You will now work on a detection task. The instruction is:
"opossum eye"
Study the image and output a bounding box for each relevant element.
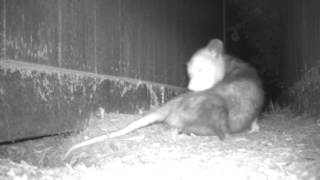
[189,66,205,78]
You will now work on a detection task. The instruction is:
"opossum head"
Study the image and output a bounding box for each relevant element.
[187,39,226,91]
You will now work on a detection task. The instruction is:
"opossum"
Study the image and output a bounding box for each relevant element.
[64,38,264,158]
[187,38,264,133]
[64,91,229,158]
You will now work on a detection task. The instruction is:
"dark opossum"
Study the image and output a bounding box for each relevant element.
[64,39,264,159]
[64,91,229,158]
[211,54,264,133]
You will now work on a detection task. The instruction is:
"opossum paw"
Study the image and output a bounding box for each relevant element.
[249,120,260,133]
[216,133,226,140]
[170,129,190,140]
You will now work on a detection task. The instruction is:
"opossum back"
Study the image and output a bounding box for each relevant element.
[213,68,264,133]
[145,93,186,122]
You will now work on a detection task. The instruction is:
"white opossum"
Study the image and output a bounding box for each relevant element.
[64,39,264,159]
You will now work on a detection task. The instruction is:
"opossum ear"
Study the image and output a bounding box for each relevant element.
[207,39,224,56]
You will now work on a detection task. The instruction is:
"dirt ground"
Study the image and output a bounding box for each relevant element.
[0,109,319,180]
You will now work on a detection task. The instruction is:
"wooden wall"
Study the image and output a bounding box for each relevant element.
[283,0,320,85]
[0,0,223,142]
[1,0,223,87]
[282,0,320,114]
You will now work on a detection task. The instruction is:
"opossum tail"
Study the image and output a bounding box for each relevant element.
[64,110,168,159]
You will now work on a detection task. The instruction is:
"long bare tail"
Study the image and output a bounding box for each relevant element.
[64,113,162,159]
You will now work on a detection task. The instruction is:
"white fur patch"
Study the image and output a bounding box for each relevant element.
[187,49,226,91]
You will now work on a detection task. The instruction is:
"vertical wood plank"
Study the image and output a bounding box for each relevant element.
[0,0,5,59]
[95,0,121,76]
[59,0,95,72]
[4,0,59,66]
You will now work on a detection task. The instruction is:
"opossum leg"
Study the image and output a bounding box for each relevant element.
[170,128,187,140]
[248,118,259,133]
